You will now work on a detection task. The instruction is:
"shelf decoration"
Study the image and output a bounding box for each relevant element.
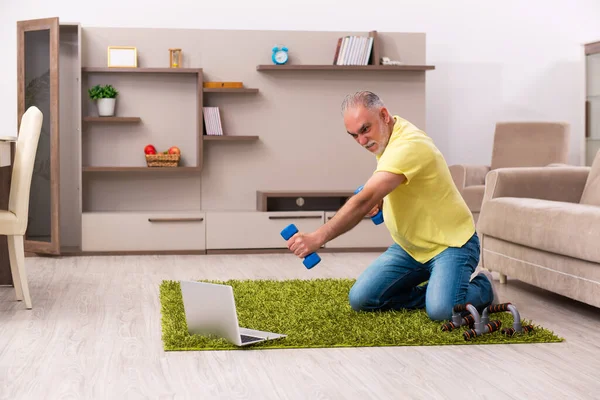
[88,84,119,116]
[332,36,373,66]
[271,45,289,65]
[203,107,223,136]
[146,153,180,167]
[381,57,404,66]
[169,48,182,68]
[144,144,181,167]
[107,46,138,68]
[203,82,243,88]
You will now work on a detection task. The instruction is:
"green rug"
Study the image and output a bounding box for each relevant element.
[159,278,563,351]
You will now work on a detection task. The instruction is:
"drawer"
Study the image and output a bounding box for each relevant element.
[324,211,393,249]
[82,211,206,251]
[206,211,325,249]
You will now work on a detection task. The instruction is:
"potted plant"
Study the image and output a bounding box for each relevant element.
[88,84,119,116]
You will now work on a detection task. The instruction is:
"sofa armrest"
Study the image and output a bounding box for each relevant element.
[482,166,591,205]
[449,164,491,190]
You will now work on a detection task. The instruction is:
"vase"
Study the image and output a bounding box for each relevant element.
[97,98,116,116]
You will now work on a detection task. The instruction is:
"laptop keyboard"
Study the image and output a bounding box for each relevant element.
[240,334,263,343]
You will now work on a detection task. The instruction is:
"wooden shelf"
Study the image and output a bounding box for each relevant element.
[82,67,202,74]
[256,64,435,71]
[203,88,259,93]
[203,135,259,141]
[82,166,201,172]
[83,116,141,122]
[585,40,600,55]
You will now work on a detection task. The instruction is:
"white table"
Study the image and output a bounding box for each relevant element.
[0,137,17,167]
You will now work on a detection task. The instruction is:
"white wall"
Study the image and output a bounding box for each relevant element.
[2,0,600,166]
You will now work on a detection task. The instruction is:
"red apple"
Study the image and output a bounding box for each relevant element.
[144,144,157,155]
[168,146,181,155]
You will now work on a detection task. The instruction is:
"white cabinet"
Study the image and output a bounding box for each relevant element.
[80,209,392,252]
[82,211,206,251]
[205,211,325,249]
[324,211,393,249]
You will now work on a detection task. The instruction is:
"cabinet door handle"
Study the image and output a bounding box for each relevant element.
[148,217,204,222]
[268,215,322,220]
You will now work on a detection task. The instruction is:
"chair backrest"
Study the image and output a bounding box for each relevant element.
[8,106,43,234]
[490,122,570,170]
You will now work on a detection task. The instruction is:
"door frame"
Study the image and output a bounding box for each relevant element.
[16,17,61,255]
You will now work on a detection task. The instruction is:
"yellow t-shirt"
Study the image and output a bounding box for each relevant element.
[375,116,475,263]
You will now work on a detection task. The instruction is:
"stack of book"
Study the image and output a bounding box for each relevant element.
[333,36,374,65]
[203,107,223,136]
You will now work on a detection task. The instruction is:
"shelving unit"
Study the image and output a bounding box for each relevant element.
[203,88,259,93]
[203,135,259,141]
[586,40,600,166]
[11,23,433,258]
[201,81,260,141]
[82,166,201,172]
[83,116,141,122]
[256,65,435,71]
[79,65,208,252]
[81,67,202,74]
[255,30,434,72]
[81,66,204,169]
[79,64,206,253]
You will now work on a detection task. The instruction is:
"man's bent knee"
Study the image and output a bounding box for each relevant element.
[348,286,380,312]
[426,303,453,321]
[348,287,368,311]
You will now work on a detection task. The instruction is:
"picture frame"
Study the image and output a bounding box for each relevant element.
[107,46,138,68]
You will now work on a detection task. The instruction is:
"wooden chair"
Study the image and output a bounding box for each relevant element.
[1,106,43,309]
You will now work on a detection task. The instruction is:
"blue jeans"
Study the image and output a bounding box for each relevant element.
[348,233,493,321]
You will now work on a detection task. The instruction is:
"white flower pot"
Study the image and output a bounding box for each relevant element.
[97,98,116,116]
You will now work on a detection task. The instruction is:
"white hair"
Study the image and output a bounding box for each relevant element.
[340,91,385,114]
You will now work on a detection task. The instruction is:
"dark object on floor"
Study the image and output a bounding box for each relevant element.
[442,302,534,341]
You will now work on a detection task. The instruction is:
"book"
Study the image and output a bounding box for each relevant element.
[203,107,223,136]
[333,36,374,65]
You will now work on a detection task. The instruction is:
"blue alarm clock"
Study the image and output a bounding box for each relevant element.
[272,45,289,65]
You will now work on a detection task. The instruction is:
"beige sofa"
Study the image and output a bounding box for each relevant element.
[477,152,600,309]
[450,122,570,223]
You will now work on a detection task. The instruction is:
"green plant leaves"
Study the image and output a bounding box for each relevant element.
[88,84,119,99]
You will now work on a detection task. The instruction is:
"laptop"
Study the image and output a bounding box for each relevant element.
[180,280,287,347]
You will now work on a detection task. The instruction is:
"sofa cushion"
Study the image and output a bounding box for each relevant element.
[478,197,600,264]
[463,185,485,212]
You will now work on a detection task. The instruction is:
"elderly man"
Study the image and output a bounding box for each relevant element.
[285,91,497,321]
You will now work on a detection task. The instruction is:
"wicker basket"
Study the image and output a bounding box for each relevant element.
[145,153,180,167]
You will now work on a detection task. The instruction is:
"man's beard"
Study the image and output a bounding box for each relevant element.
[365,123,390,156]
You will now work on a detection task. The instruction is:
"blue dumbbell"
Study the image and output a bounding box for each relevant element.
[280,224,321,269]
[355,185,384,225]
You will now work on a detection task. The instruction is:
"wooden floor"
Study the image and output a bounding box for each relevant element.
[1,252,599,399]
